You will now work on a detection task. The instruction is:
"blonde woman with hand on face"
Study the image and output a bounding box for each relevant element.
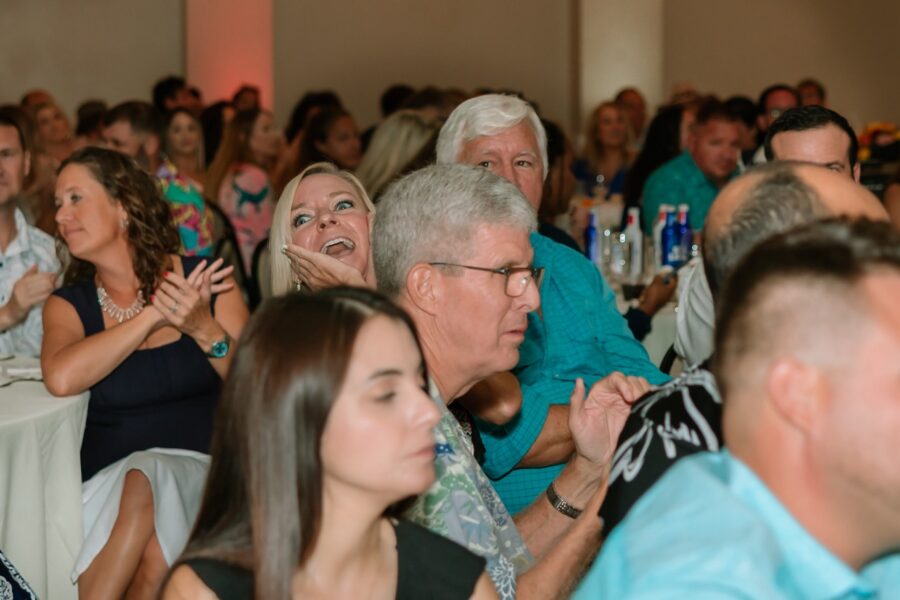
[271,162,376,294]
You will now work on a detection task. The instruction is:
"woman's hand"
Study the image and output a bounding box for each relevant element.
[151,264,223,340]
[281,243,368,291]
[185,258,235,296]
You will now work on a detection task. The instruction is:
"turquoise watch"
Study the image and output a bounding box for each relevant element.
[206,332,232,359]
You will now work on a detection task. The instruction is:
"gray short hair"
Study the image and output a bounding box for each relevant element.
[373,163,537,298]
[703,161,829,298]
[436,94,548,178]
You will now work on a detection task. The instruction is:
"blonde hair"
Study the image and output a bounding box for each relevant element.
[269,162,375,295]
[581,101,632,167]
[355,111,439,199]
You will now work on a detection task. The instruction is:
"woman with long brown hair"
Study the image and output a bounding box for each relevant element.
[41,147,248,599]
[296,106,363,173]
[163,288,496,598]
[206,108,281,272]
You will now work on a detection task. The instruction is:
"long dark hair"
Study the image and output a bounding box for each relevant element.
[205,108,263,202]
[297,107,353,170]
[622,103,687,214]
[58,147,180,299]
[200,101,232,169]
[175,287,426,599]
[284,91,343,144]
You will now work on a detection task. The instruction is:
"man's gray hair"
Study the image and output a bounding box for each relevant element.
[373,164,537,298]
[436,94,548,178]
[703,161,829,298]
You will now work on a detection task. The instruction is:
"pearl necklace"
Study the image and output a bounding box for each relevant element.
[96,284,145,323]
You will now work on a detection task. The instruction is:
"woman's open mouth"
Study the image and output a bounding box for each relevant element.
[319,237,356,259]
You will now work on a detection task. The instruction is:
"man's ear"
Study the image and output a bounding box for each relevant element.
[22,150,31,180]
[765,357,826,434]
[852,162,861,183]
[404,263,439,316]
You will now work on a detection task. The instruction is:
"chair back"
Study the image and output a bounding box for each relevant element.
[250,237,272,308]
[205,200,250,301]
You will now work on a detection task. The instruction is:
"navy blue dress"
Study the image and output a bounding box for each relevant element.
[52,257,221,481]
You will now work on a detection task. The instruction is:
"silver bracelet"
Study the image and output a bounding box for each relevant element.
[546,482,583,519]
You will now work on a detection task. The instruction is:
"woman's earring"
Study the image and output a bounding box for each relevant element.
[120,218,129,231]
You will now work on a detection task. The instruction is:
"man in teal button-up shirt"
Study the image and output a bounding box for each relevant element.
[641,99,741,234]
[438,94,668,515]
[575,219,900,598]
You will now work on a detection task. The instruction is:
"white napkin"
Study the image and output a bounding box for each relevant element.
[4,366,43,379]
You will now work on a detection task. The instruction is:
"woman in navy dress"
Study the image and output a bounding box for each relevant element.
[41,147,248,599]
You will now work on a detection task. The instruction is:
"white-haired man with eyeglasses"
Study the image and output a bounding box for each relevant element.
[435,94,668,516]
[374,164,646,599]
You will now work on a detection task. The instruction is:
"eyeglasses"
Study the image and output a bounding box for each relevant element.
[429,262,544,297]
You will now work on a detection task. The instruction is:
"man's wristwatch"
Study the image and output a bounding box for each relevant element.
[546,482,583,519]
[206,332,232,359]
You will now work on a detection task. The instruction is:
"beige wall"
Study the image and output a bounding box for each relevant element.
[273,0,574,133]
[1,0,183,119]
[186,0,273,110]
[663,0,900,129]
[579,0,664,141]
[5,1,897,140]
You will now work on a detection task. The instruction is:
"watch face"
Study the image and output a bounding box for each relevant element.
[210,340,229,358]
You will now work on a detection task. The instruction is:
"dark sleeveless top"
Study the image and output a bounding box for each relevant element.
[52,256,222,481]
[183,519,486,599]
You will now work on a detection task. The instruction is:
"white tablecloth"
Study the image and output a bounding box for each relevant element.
[614,294,677,368]
[0,357,89,600]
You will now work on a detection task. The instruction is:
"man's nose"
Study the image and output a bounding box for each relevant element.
[492,162,515,186]
[519,276,541,313]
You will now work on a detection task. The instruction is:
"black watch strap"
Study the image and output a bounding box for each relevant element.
[546,482,583,519]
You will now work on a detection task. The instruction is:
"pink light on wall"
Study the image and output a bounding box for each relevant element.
[185,0,273,110]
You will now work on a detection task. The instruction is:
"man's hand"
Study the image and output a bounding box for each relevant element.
[637,272,677,317]
[568,373,650,467]
[7,265,56,323]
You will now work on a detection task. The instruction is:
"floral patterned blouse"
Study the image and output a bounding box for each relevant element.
[405,381,534,600]
[156,160,214,257]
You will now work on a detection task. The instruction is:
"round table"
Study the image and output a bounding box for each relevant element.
[0,357,89,600]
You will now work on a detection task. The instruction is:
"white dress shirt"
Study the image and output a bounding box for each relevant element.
[674,257,715,367]
[0,209,60,356]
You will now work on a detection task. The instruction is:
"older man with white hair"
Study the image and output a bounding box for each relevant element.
[374,164,644,599]
[435,94,668,515]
